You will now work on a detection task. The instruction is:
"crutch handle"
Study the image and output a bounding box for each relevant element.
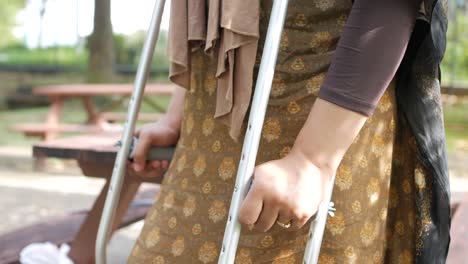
[116,137,176,161]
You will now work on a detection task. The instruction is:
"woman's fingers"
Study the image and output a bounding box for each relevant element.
[161,160,169,169]
[289,206,315,231]
[276,208,295,231]
[150,160,161,169]
[129,120,178,174]
[254,201,280,232]
[239,184,264,227]
[150,160,170,170]
[132,133,152,172]
[290,212,312,231]
[134,128,141,137]
[127,160,165,178]
[142,166,165,178]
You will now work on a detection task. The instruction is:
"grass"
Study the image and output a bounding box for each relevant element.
[444,102,468,152]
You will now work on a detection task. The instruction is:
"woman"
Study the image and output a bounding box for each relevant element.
[127,0,450,263]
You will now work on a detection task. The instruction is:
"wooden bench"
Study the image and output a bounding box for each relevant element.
[11,83,174,141]
[32,83,174,96]
[0,187,159,264]
[10,123,121,139]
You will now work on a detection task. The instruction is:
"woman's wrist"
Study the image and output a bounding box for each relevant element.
[158,85,186,132]
[161,113,182,129]
[289,98,368,175]
[289,142,338,179]
[158,114,182,135]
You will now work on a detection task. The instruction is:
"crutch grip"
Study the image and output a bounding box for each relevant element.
[116,137,176,161]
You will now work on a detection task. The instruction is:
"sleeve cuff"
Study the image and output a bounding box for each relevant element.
[318,86,376,116]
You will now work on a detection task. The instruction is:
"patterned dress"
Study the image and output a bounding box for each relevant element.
[128,0,435,263]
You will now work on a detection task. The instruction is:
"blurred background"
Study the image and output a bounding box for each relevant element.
[0,0,466,263]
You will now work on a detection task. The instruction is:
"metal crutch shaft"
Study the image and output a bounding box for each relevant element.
[303,174,337,263]
[218,0,338,263]
[218,0,290,263]
[95,1,166,263]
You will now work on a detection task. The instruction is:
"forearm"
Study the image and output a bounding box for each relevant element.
[291,98,366,175]
[160,85,186,131]
[290,0,420,174]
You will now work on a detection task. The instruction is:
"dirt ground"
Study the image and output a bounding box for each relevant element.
[0,146,143,263]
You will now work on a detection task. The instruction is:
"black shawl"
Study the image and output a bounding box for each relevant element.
[396,0,450,262]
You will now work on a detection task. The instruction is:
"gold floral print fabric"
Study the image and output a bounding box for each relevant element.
[128,0,427,263]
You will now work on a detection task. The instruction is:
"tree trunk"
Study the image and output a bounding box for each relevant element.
[87,0,115,83]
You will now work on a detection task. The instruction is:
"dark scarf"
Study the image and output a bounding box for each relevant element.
[396,0,450,262]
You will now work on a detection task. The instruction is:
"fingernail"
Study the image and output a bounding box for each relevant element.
[134,164,141,172]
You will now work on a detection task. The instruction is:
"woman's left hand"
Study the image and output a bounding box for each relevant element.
[238,148,332,232]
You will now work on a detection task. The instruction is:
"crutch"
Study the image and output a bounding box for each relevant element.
[217,0,337,263]
[95,0,167,263]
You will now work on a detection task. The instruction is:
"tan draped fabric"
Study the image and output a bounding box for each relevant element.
[168,0,260,141]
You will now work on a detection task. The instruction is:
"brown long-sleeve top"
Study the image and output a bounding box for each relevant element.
[167,0,421,141]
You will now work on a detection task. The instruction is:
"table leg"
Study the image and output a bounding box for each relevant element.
[33,97,65,169]
[100,96,127,113]
[44,97,65,141]
[81,96,106,126]
[68,176,141,264]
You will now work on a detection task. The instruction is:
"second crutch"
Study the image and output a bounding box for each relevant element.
[95,0,167,263]
[217,0,337,263]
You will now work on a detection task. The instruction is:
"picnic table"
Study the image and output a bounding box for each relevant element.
[442,84,468,97]
[0,133,173,264]
[10,83,175,141]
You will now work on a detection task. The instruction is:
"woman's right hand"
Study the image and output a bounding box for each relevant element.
[129,116,181,177]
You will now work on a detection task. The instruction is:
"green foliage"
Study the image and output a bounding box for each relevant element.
[112,30,170,69]
[0,30,170,71]
[441,11,468,84]
[0,0,26,48]
[0,46,88,66]
[444,102,468,151]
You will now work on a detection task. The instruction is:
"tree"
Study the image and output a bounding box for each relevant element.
[87,0,115,83]
[37,0,48,48]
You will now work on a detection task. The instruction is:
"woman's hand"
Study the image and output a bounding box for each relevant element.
[128,116,180,177]
[127,85,185,177]
[238,148,333,232]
